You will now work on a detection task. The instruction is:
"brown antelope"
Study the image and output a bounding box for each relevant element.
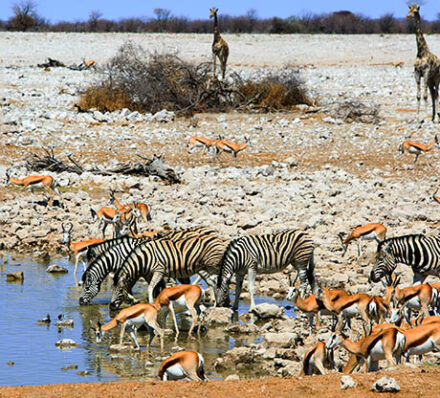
[215,137,249,160]
[153,284,203,337]
[188,136,222,156]
[286,275,339,334]
[391,276,438,320]
[427,188,440,204]
[421,315,440,325]
[92,303,164,350]
[158,350,207,381]
[90,207,123,239]
[128,227,170,239]
[300,341,336,376]
[338,223,387,258]
[6,169,64,207]
[402,323,440,361]
[395,135,439,164]
[317,287,378,337]
[62,222,104,277]
[109,190,150,228]
[132,201,152,225]
[327,328,406,373]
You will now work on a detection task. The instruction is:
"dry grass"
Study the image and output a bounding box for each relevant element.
[77,86,132,113]
[77,42,312,115]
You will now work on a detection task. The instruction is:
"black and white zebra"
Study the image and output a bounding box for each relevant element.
[110,231,225,310]
[370,234,440,285]
[215,230,315,311]
[80,226,215,305]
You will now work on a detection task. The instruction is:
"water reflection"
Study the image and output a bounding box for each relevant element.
[0,253,295,386]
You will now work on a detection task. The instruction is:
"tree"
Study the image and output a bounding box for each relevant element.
[153,8,171,21]
[8,1,40,31]
[88,10,103,32]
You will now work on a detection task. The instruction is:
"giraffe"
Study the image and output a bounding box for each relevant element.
[407,4,440,122]
[209,7,229,81]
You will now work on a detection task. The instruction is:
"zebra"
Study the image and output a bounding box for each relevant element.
[215,230,315,311]
[369,234,440,285]
[80,227,217,305]
[110,231,225,310]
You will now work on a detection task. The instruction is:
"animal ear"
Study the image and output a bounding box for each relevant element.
[97,321,102,328]
[90,327,96,331]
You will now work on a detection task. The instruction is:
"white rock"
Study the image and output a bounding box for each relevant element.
[372,377,400,393]
[341,375,357,390]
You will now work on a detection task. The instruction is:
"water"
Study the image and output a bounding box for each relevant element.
[0,253,295,386]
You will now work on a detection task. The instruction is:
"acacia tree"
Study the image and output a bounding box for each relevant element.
[8,1,40,31]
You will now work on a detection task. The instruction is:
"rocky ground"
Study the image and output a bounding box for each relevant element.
[2,32,440,394]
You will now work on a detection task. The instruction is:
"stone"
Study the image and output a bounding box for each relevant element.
[341,375,357,390]
[46,265,68,273]
[55,339,78,348]
[225,323,259,334]
[203,307,234,326]
[6,272,24,282]
[263,332,298,348]
[372,377,400,393]
[225,374,240,381]
[250,303,284,320]
[153,109,175,123]
[56,319,74,328]
[109,344,135,352]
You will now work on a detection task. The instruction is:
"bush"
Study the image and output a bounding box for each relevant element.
[78,42,312,115]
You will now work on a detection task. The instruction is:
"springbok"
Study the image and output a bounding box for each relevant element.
[402,323,440,362]
[153,284,204,337]
[317,287,378,337]
[62,222,104,277]
[338,223,387,258]
[6,169,64,207]
[215,136,249,160]
[395,135,439,164]
[92,303,164,350]
[300,341,336,376]
[327,328,405,373]
[390,276,438,320]
[158,350,207,381]
[188,136,222,156]
[286,275,338,334]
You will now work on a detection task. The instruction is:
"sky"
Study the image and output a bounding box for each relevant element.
[1,0,439,22]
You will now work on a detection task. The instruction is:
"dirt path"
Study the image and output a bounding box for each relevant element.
[0,368,438,398]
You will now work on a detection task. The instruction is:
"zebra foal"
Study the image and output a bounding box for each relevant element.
[215,230,316,311]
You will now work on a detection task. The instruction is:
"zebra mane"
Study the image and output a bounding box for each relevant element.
[216,237,241,288]
[376,233,426,252]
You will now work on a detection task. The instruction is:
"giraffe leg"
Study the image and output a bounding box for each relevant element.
[415,72,422,120]
[212,53,217,80]
[429,85,437,122]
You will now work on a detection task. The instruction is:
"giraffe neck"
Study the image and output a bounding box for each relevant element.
[414,12,429,58]
[213,13,221,42]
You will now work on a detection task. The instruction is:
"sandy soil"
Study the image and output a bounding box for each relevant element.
[1,368,439,397]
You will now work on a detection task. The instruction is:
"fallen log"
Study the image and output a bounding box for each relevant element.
[25,149,181,184]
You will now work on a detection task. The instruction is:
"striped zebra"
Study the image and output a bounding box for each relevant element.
[79,226,215,305]
[215,230,315,311]
[370,234,440,285]
[110,232,225,310]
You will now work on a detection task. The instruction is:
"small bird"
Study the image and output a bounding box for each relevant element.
[38,314,51,324]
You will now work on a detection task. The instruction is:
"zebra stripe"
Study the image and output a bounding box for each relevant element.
[86,235,138,263]
[215,230,315,310]
[110,231,225,309]
[370,234,440,284]
[80,226,216,305]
